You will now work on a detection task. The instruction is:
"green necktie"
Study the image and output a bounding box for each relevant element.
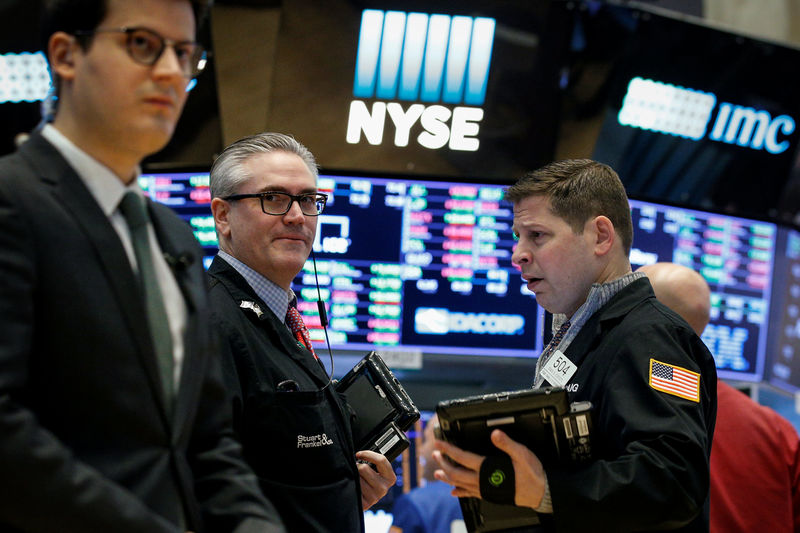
[119,192,175,406]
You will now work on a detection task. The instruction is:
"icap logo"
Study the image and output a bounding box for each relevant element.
[414,307,524,335]
[353,10,495,105]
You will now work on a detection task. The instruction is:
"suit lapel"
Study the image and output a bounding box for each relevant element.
[564,279,649,367]
[149,203,200,313]
[20,135,172,424]
[210,258,330,387]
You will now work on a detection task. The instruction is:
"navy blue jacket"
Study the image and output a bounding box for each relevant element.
[208,256,364,533]
[0,133,282,533]
[545,277,717,532]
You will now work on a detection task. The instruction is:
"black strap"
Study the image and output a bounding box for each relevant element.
[479,454,516,505]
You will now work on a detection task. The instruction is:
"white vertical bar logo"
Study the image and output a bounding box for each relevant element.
[353,10,495,106]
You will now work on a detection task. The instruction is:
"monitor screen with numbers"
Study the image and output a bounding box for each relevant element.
[628,198,775,382]
[140,169,777,390]
[138,169,546,365]
[765,226,800,391]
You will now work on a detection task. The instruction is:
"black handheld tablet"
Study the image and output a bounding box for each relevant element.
[436,387,593,533]
[335,351,420,461]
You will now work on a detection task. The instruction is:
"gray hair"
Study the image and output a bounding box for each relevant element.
[210,132,319,199]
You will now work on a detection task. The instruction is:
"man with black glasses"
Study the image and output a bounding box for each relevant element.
[208,132,396,533]
[0,1,283,532]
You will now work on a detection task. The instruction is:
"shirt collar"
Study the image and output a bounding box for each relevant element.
[535,271,645,388]
[217,250,291,321]
[552,271,647,332]
[41,124,142,215]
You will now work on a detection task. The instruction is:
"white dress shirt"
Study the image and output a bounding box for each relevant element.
[41,124,187,390]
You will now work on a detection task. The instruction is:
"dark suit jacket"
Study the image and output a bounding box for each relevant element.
[207,256,364,533]
[546,278,717,532]
[0,133,284,533]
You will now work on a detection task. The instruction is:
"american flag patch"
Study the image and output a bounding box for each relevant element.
[649,359,700,402]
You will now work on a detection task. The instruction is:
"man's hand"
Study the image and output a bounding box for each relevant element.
[356,450,397,510]
[433,429,547,509]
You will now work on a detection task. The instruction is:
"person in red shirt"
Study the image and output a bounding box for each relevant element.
[639,262,800,533]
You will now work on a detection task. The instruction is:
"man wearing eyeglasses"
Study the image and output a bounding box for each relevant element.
[0,1,284,532]
[208,132,397,533]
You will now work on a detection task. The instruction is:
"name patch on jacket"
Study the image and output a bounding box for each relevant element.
[649,359,700,402]
[297,433,334,448]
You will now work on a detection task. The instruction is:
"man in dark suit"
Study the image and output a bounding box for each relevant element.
[0,1,284,532]
[432,160,716,531]
[206,132,396,532]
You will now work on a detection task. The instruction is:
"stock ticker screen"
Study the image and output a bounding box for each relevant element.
[767,228,800,391]
[140,171,777,378]
[629,199,774,381]
[139,171,544,360]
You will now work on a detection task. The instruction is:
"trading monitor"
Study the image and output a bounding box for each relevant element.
[765,226,800,392]
[628,198,775,382]
[141,169,777,387]
[139,169,546,404]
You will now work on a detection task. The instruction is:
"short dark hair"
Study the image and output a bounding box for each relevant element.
[41,0,211,58]
[505,159,634,254]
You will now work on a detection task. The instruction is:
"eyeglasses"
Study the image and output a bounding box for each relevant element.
[223,191,328,216]
[75,27,207,79]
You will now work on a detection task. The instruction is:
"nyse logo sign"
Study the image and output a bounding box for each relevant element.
[347,10,495,152]
[618,77,796,154]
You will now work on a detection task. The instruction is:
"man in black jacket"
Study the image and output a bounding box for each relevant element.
[433,159,717,532]
[208,132,396,533]
[0,1,283,532]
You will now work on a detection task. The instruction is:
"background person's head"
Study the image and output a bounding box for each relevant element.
[419,414,440,483]
[636,262,711,336]
[209,132,318,201]
[507,159,633,316]
[210,132,321,290]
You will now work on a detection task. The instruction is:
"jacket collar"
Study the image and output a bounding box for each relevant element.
[563,277,656,367]
[208,256,330,387]
[18,132,181,425]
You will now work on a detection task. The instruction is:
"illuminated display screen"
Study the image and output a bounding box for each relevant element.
[0,51,49,104]
[571,3,800,221]
[301,174,543,357]
[141,171,777,380]
[630,199,775,381]
[766,227,800,391]
[265,2,568,181]
[140,171,544,359]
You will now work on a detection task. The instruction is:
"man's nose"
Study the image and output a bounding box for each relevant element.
[283,199,306,222]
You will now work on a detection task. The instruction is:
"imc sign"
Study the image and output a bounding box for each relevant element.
[347,10,496,152]
[618,77,797,154]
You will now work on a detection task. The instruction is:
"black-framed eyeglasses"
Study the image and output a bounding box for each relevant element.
[74,26,207,79]
[223,191,328,216]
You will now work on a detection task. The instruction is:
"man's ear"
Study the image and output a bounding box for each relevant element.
[592,215,615,256]
[48,32,78,82]
[210,197,231,239]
